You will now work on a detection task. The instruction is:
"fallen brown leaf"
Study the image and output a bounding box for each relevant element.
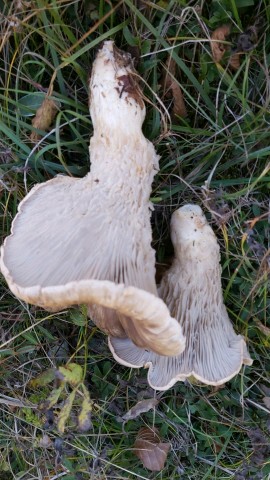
[134,426,170,471]
[162,57,187,118]
[30,97,58,143]
[211,25,231,63]
[229,52,241,70]
[122,398,159,422]
[171,81,187,118]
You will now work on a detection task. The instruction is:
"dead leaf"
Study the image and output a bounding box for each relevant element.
[15,0,33,10]
[235,26,258,53]
[134,426,170,471]
[170,81,187,118]
[0,394,26,408]
[255,319,270,337]
[211,25,231,63]
[29,368,55,388]
[122,398,159,422]
[30,97,58,142]
[57,363,83,387]
[162,57,187,118]
[39,385,64,411]
[57,389,76,434]
[212,23,259,71]
[229,52,241,70]
[39,434,52,449]
[78,385,93,432]
[262,397,270,410]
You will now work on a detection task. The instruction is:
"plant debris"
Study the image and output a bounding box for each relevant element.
[134,426,170,471]
[162,57,187,118]
[228,51,241,70]
[78,384,93,432]
[233,26,258,53]
[210,25,231,64]
[39,433,53,449]
[229,24,259,70]
[31,363,93,434]
[30,97,58,143]
[122,398,159,422]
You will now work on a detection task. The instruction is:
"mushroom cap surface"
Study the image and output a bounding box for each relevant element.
[0,41,185,357]
[109,204,252,389]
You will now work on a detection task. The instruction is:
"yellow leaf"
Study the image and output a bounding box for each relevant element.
[78,386,92,432]
[29,368,55,388]
[57,389,76,434]
[39,385,64,410]
[58,363,83,387]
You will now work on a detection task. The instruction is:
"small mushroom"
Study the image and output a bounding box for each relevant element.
[109,204,252,389]
[0,41,185,357]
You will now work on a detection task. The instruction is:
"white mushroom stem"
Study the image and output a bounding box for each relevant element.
[0,41,185,357]
[109,204,252,390]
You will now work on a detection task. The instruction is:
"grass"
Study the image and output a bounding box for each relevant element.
[0,0,269,478]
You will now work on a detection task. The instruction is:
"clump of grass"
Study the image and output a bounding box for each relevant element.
[0,0,269,478]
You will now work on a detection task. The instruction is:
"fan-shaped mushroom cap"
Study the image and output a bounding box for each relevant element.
[0,41,185,357]
[109,204,252,389]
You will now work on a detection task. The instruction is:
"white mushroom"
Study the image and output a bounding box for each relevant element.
[109,204,252,389]
[0,41,185,357]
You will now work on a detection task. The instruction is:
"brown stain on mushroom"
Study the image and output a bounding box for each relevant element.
[116,74,144,109]
[112,44,132,69]
[194,216,205,229]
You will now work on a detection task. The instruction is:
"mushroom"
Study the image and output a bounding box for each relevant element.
[0,41,185,357]
[109,204,252,389]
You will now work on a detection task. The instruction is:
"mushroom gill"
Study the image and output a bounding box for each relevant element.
[109,204,252,390]
[0,41,185,357]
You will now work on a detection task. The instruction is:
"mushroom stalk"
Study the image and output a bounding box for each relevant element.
[109,204,252,390]
[0,41,185,357]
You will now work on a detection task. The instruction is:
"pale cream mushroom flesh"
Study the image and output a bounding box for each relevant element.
[0,41,185,357]
[109,204,252,389]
